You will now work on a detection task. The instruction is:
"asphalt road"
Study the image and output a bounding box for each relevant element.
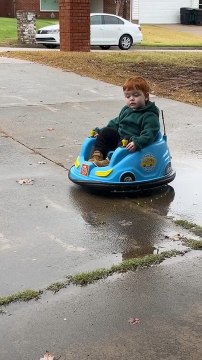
[0,55,202,360]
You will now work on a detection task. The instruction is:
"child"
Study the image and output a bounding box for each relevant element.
[88,76,160,167]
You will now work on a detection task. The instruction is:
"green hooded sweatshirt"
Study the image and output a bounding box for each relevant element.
[95,101,160,150]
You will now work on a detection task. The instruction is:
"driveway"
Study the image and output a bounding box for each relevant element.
[0,55,202,360]
[158,24,202,36]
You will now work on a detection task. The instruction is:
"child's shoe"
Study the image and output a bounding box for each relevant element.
[88,150,103,163]
[93,158,109,167]
[89,151,109,167]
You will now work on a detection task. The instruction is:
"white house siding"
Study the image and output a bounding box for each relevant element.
[191,0,199,7]
[132,1,139,21]
[132,0,199,24]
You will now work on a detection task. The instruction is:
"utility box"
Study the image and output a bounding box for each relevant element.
[16,11,37,45]
[180,7,195,25]
[193,9,202,25]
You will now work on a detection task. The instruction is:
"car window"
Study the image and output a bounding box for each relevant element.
[90,15,102,25]
[103,15,124,25]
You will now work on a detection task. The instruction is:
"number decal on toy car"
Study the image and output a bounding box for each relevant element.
[80,164,89,176]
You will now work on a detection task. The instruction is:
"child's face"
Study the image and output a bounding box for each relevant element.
[124,88,149,109]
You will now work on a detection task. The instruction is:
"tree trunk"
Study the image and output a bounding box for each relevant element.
[115,0,124,16]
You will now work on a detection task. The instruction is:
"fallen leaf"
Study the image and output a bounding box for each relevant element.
[17,178,34,185]
[173,233,184,241]
[40,351,55,360]
[118,220,132,226]
[128,317,140,325]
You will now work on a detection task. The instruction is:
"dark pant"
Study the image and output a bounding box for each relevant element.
[94,127,121,158]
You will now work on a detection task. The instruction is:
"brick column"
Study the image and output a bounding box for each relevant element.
[59,0,90,52]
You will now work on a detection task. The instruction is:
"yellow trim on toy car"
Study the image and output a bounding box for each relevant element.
[74,157,80,168]
[95,169,113,177]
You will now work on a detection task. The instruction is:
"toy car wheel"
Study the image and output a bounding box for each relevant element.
[120,172,135,182]
[164,162,172,175]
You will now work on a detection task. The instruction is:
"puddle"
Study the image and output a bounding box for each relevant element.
[168,159,202,224]
[69,184,185,262]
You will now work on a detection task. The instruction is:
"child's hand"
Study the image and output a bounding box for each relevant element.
[126,141,136,152]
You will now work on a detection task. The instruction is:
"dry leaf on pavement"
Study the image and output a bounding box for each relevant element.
[40,351,55,360]
[16,178,34,185]
[128,317,140,325]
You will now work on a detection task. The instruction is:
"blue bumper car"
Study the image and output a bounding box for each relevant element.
[68,131,176,192]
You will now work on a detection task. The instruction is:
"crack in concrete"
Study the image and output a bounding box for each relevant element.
[0,129,68,170]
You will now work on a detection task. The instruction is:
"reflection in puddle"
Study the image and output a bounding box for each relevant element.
[168,160,202,224]
[122,245,157,260]
[69,185,177,260]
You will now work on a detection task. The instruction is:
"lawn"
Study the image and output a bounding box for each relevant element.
[0,17,202,47]
[1,50,201,106]
[0,17,57,44]
[0,17,201,107]
[141,24,202,47]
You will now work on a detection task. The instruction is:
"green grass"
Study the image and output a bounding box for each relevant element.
[1,245,201,307]
[174,220,202,237]
[46,281,68,293]
[0,17,201,47]
[0,17,18,42]
[0,289,41,306]
[183,239,202,250]
[66,250,182,286]
[0,17,57,43]
[0,250,184,306]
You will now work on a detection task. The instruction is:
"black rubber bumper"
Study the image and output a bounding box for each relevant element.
[68,170,176,192]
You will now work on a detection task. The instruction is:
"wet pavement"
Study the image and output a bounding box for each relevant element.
[1,251,202,360]
[0,55,202,359]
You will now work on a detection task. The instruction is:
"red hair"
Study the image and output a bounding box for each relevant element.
[123,76,150,97]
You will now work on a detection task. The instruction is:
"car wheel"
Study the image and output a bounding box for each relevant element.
[118,35,133,50]
[44,44,57,49]
[99,45,111,50]
[120,172,135,182]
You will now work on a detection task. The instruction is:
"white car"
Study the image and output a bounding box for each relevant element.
[36,13,143,50]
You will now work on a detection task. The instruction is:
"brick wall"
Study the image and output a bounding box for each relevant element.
[0,0,13,17]
[0,0,130,20]
[60,0,90,52]
[15,0,39,13]
[0,0,59,18]
[16,0,59,18]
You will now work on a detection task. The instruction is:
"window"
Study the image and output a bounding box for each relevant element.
[40,0,59,12]
[90,15,102,25]
[103,15,124,25]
